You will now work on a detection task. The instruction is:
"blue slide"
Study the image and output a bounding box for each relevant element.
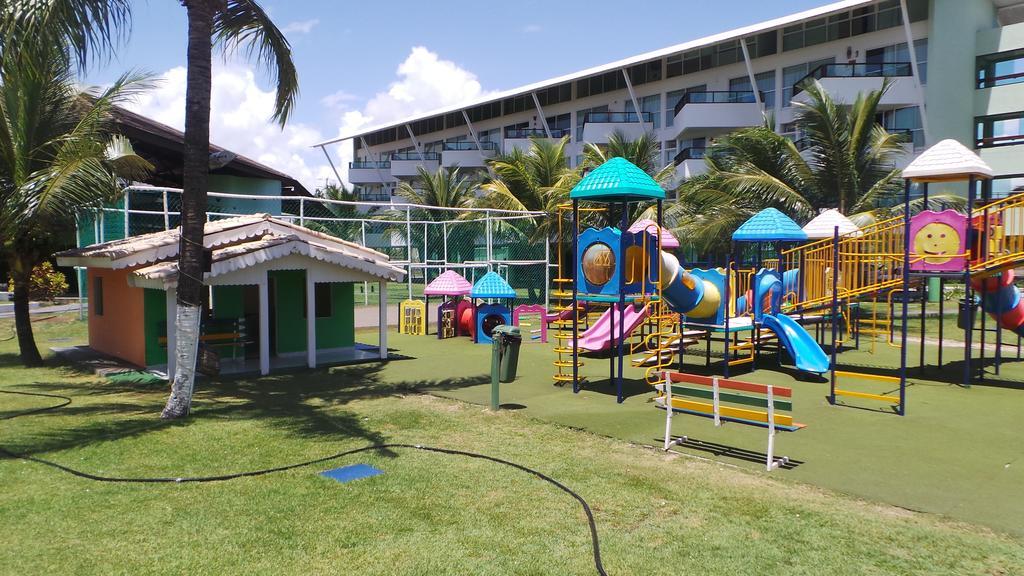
[761,313,830,374]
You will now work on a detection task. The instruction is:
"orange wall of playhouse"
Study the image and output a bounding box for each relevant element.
[88,268,147,367]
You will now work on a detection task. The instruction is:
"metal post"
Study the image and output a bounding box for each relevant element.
[919,285,926,373]
[829,225,839,405]
[572,200,580,393]
[123,193,129,238]
[616,202,628,403]
[162,189,170,230]
[361,221,369,305]
[544,237,551,310]
[406,207,413,300]
[724,249,732,378]
[299,197,305,228]
[938,277,944,366]
[964,175,976,388]
[898,179,911,415]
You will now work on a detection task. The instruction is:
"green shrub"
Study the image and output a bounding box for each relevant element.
[8,262,69,302]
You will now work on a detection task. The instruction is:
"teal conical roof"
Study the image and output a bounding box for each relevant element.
[470,271,516,299]
[732,208,807,242]
[570,157,665,202]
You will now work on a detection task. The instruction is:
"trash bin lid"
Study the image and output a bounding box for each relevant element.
[492,325,521,336]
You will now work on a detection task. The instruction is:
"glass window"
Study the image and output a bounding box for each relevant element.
[576,105,608,140]
[985,175,1024,199]
[625,94,662,129]
[978,48,1024,89]
[666,54,683,78]
[545,113,571,136]
[977,112,1024,148]
[878,106,924,151]
[665,85,706,126]
[782,57,834,106]
[729,71,775,109]
[866,38,928,84]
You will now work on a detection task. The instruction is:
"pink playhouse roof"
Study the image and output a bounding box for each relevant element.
[628,219,679,249]
[423,270,472,296]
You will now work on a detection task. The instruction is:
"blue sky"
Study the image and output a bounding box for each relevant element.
[82,0,826,190]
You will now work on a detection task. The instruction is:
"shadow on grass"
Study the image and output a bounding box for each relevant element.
[4,358,492,460]
[666,435,804,470]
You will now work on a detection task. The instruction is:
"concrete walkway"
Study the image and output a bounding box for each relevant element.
[354,303,441,328]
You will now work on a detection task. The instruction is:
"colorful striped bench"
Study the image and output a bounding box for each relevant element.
[654,371,805,471]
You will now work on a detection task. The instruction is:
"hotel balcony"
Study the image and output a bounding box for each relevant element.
[790,62,917,108]
[672,147,708,181]
[440,141,498,169]
[794,129,916,166]
[581,112,654,144]
[672,91,763,140]
[390,152,441,179]
[503,127,571,154]
[348,160,395,184]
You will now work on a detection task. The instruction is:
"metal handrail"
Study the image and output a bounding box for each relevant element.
[442,141,499,151]
[504,127,570,138]
[390,152,441,161]
[582,111,652,124]
[349,160,391,169]
[673,91,761,116]
[672,147,706,164]
[792,62,912,97]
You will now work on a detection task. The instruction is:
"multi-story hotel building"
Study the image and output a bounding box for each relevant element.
[317,0,1024,200]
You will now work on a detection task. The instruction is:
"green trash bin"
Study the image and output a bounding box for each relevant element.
[493,325,522,383]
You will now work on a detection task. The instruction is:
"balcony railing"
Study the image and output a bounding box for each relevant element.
[441,141,499,152]
[792,62,912,96]
[673,147,706,164]
[390,152,441,161]
[349,160,391,169]
[583,111,652,124]
[504,127,571,139]
[673,91,761,116]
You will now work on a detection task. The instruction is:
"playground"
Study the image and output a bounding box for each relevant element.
[2,316,1023,575]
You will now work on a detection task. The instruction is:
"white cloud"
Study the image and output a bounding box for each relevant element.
[326,46,498,184]
[126,46,493,192]
[281,19,319,35]
[126,64,333,193]
[523,24,542,33]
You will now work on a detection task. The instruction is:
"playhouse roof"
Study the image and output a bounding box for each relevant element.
[423,270,472,296]
[901,139,994,182]
[570,157,666,202]
[732,208,808,242]
[55,214,405,286]
[627,218,679,248]
[802,209,860,239]
[470,271,516,299]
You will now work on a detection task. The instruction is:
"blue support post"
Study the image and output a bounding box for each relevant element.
[898,178,911,415]
[616,202,628,403]
[964,175,976,388]
[572,199,580,394]
[829,225,839,405]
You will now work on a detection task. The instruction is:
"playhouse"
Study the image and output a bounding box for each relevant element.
[423,270,473,339]
[56,214,404,375]
[470,271,516,344]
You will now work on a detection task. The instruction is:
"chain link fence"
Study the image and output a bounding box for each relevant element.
[77,186,550,307]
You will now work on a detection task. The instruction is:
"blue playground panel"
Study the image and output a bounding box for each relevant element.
[320,464,384,484]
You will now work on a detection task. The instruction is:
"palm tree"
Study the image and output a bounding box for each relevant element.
[670,80,961,257]
[578,130,676,226]
[6,0,298,418]
[0,42,152,366]
[480,136,571,242]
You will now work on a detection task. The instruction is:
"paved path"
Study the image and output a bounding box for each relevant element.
[0,302,82,319]
[354,302,441,328]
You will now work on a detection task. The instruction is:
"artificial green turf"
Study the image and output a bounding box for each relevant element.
[1,314,1023,575]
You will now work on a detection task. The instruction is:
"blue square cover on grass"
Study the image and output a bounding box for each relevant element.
[320,464,384,484]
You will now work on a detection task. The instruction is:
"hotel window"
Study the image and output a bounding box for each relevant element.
[627,60,663,86]
[783,0,927,52]
[502,93,531,115]
[746,30,778,59]
[93,277,104,316]
[625,94,661,129]
[534,83,572,106]
[545,113,571,136]
[576,105,608,141]
[729,71,775,109]
[878,106,924,151]
[977,48,1024,89]
[867,38,928,84]
[983,174,1024,200]
[466,101,501,123]
[444,112,465,129]
[478,128,499,144]
[665,85,706,127]
[782,57,835,106]
[576,70,627,98]
[409,116,443,136]
[976,112,1024,148]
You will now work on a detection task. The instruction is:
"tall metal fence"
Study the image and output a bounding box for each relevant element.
[74,186,550,307]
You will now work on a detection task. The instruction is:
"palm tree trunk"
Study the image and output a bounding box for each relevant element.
[9,257,43,367]
[162,0,217,419]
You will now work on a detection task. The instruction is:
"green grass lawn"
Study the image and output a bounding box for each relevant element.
[2,315,1024,574]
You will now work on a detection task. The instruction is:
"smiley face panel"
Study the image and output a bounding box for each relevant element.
[913,222,960,265]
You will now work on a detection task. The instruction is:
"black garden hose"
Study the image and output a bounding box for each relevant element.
[0,389,608,575]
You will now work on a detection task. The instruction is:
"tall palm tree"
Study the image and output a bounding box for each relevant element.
[0,42,152,366]
[480,136,570,242]
[670,80,961,257]
[6,0,298,418]
[579,130,676,226]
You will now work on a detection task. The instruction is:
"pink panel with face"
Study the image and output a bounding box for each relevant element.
[909,210,967,272]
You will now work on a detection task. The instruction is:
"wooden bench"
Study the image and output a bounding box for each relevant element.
[654,371,805,471]
[158,318,253,361]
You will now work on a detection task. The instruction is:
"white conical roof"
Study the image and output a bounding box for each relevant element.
[902,139,993,181]
[802,209,860,239]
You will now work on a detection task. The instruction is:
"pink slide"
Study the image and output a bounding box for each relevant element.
[578,303,650,352]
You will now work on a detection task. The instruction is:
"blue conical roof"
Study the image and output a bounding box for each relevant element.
[570,157,665,202]
[471,271,516,299]
[732,208,807,242]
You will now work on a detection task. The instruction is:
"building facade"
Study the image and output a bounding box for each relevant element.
[320,0,1024,201]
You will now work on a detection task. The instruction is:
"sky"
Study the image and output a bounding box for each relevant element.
[81,0,827,192]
